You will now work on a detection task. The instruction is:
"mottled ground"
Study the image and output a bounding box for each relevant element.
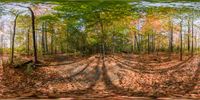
[1,54,200,99]
[0,59,3,97]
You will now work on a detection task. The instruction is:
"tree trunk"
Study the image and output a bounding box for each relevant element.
[168,18,173,59]
[51,28,54,54]
[180,19,183,61]
[0,35,3,54]
[170,21,173,53]
[100,23,105,59]
[42,22,45,55]
[11,14,19,64]
[191,15,194,56]
[148,33,150,54]
[135,34,140,53]
[27,28,30,56]
[45,23,48,54]
[28,7,38,64]
[187,19,190,53]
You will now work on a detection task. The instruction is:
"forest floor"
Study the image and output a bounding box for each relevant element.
[0,55,3,97]
[1,53,200,99]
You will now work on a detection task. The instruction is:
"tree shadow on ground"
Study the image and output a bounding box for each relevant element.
[107,56,200,98]
[3,55,200,99]
[40,58,99,84]
[41,57,86,67]
[111,56,193,74]
[101,60,156,97]
[38,59,102,98]
[182,61,200,95]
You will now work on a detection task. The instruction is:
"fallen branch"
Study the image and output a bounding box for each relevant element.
[14,60,33,68]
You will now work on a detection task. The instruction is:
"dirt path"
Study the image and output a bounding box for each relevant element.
[2,55,200,99]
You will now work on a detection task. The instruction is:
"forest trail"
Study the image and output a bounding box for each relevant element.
[2,55,200,99]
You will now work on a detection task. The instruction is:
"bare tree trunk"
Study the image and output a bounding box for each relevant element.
[187,18,190,53]
[98,12,105,59]
[0,35,3,55]
[45,23,48,54]
[112,34,115,54]
[152,34,155,53]
[51,28,54,54]
[136,34,140,53]
[27,28,30,56]
[100,22,105,59]
[28,7,38,64]
[191,15,194,56]
[180,19,183,61]
[171,22,173,52]
[41,22,45,55]
[168,18,173,59]
[11,14,19,64]
[148,33,150,54]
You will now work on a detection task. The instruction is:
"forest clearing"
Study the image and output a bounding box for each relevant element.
[0,0,200,99]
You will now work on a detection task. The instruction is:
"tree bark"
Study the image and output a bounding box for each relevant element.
[191,15,194,56]
[28,7,38,64]
[45,23,48,54]
[169,18,173,56]
[42,22,45,55]
[51,28,54,54]
[168,18,173,59]
[187,18,190,53]
[180,19,183,61]
[148,33,150,54]
[27,28,30,56]
[11,14,19,64]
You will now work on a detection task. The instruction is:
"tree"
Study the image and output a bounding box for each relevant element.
[17,5,38,64]
[180,18,183,61]
[191,10,194,56]
[187,17,190,53]
[10,10,21,64]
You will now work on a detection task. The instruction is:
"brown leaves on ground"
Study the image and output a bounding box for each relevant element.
[0,59,3,98]
[1,54,200,99]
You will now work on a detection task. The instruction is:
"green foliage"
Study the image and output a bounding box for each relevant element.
[1,0,199,56]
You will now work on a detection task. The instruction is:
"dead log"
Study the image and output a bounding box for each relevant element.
[14,60,33,68]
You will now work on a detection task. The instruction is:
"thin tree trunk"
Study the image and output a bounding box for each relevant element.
[0,35,3,54]
[135,34,140,53]
[180,19,183,61]
[28,7,38,64]
[191,15,194,56]
[99,12,105,59]
[168,18,173,59]
[187,18,190,53]
[170,21,173,53]
[45,23,48,54]
[11,14,19,64]
[27,28,30,56]
[152,34,155,53]
[148,33,150,54]
[100,22,105,59]
[51,28,54,54]
[42,22,45,55]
